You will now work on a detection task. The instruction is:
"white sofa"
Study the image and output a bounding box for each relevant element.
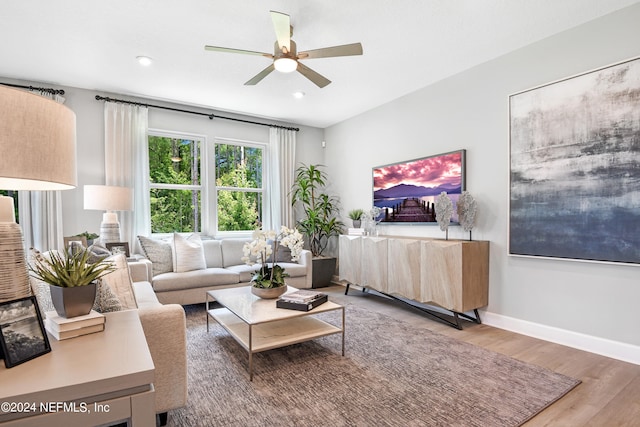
[135,237,313,305]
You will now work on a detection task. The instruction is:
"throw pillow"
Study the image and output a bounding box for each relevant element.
[93,280,123,313]
[86,244,112,264]
[172,232,207,273]
[99,253,138,310]
[137,235,173,276]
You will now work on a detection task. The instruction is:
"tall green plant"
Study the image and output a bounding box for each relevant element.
[290,164,344,257]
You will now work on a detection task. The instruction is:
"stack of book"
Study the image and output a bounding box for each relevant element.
[45,310,106,340]
[276,290,328,311]
[348,228,365,236]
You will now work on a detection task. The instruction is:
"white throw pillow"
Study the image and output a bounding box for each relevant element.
[172,233,206,273]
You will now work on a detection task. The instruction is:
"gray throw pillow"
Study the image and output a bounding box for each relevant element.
[137,235,173,276]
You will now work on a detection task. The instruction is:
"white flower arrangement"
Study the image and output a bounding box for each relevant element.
[241,226,304,288]
[456,191,477,233]
[434,192,453,232]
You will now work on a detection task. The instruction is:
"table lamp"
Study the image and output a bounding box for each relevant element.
[83,185,133,244]
[0,84,77,303]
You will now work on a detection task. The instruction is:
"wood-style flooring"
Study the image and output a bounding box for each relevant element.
[322,284,640,427]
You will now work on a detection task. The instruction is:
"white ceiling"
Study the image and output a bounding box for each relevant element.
[1,1,638,128]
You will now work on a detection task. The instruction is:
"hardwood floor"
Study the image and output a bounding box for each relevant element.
[321,284,640,427]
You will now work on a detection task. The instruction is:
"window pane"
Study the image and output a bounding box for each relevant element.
[217,190,261,231]
[215,144,262,188]
[0,190,18,222]
[149,136,200,185]
[150,188,201,233]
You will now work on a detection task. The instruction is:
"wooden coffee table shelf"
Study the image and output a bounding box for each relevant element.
[206,286,345,380]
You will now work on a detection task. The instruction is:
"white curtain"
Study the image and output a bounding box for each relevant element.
[264,128,296,230]
[104,102,150,248]
[18,91,66,251]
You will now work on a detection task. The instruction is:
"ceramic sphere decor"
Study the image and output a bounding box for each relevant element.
[251,285,287,299]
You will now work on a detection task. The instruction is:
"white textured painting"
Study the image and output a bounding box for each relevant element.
[509,57,640,264]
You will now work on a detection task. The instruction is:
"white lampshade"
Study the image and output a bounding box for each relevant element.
[0,85,77,190]
[84,185,134,211]
[84,185,133,244]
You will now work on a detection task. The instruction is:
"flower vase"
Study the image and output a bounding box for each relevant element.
[251,285,287,299]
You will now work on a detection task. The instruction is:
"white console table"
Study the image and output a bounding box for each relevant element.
[0,310,155,427]
[339,235,489,329]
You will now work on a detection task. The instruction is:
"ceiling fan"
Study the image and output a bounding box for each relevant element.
[204,10,363,88]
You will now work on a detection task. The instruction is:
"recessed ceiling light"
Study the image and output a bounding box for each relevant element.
[293,91,305,99]
[136,56,153,66]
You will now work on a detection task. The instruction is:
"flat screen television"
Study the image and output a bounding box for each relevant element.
[372,149,466,224]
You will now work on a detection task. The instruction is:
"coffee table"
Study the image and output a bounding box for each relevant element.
[206,286,345,381]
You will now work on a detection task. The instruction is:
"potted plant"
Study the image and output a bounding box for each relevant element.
[78,231,99,246]
[348,209,364,228]
[290,164,345,288]
[29,249,115,318]
[241,226,304,298]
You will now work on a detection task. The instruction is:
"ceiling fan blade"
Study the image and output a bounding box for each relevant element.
[297,62,331,88]
[205,45,273,58]
[298,42,363,60]
[245,64,275,85]
[270,10,291,51]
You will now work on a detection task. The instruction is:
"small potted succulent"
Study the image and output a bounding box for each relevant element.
[348,209,364,228]
[29,249,115,318]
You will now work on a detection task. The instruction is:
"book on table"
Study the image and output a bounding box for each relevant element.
[45,310,106,332]
[277,292,328,311]
[279,290,325,303]
[45,321,105,340]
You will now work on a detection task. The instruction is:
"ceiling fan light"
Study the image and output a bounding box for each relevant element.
[274,57,297,73]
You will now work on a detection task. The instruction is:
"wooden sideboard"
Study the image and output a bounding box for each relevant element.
[339,235,489,328]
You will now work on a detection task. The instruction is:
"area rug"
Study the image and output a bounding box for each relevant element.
[169,304,580,427]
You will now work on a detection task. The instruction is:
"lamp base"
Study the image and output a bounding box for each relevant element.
[99,222,121,245]
[0,223,31,303]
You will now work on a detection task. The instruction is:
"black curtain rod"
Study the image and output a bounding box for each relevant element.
[1,82,65,95]
[95,95,300,132]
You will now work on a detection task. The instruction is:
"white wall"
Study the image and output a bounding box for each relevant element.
[324,4,640,359]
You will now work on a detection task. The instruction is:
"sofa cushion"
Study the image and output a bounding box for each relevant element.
[138,235,173,276]
[273,262,308,278]
[172,233,206,273]
[152,268,240,292]
[202,240,223,268]
[221,238,250,267]
[225,263,261,283]
[100,253,138,310]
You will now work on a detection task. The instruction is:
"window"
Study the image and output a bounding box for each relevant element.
[147,132,265,235]
[214,140,263,232]
[148,134,202,233]
[0,190,18,222]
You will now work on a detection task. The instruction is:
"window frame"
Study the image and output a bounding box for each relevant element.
[147,129,206,235]
[146,130,267,237]
[211,137,266,238]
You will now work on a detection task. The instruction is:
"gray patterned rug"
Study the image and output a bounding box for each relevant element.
[169,304,579,426]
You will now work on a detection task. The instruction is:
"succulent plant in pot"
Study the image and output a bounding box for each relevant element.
[348,209,364,228]
[29,249,115,318]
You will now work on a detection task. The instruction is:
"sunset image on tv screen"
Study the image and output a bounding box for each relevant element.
[372,150,465,223]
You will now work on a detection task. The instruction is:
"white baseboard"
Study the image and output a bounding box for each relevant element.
[481,311,640,366]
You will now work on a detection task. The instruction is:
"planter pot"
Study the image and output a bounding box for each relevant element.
[312,257,337,288]
[352,220,361,228]
[251,285,287,299]
[49,282,97,318]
